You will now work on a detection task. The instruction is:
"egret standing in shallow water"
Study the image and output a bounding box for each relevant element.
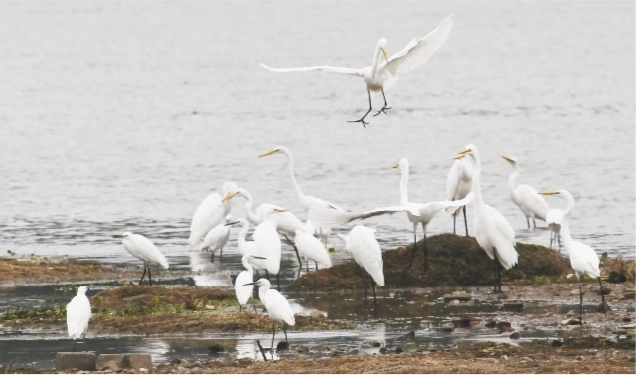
[117,232,169,286]
[260,15,454,127]
[539,190,607,324]
[337,225,384,305]
[235,253,266,313]
[455,146,518,293]
[294,229,332,272]
[446,145,474,236]
[200,214,233,262]
[66,286,91,352]
[188,182,239,248]
[502,156,549,229]
[244,279,295,355]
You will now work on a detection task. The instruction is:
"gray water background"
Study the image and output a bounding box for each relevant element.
[0,1,634,270]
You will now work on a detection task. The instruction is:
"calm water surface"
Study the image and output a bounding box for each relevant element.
[0,3,633,274]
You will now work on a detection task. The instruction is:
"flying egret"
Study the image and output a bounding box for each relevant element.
[235,187,309,266]
[502,156,549,229]
[337,225,384,305]
[66,286,91,352]
[294,229,332,271]
[455,145,517,293]
[260,14,454,127]
[244,278,295,355]
[259,146,343,244]
[188,182,239,248]
[235,253,267,313]
[200,214,233,262]
[308,158,474,272]
[446,145,474,236]
[116,232,169,286]
[546,208,563,250]
[539,190,607,324]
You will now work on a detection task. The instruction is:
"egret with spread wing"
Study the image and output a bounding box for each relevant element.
[455,146,517,293]
[260,15,454,127]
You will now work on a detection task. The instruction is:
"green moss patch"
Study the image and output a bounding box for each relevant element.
[290,233,572,291]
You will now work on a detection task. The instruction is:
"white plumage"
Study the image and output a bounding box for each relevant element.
[67,286,91,344]
[120,232,169,286]
[188,182,238,248]
[338,225,384,287]
[294,229,332,268]
[227,219,267,271]
[455,145,517,293]
[502,156,549,229]
[235,253,257,311]
[249,278,295,351]
[260,15,454,126]
[253,218,282,277]
[446,145,474,235]
[200,214,233,261]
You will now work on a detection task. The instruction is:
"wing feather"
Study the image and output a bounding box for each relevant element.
[260,63,363,77]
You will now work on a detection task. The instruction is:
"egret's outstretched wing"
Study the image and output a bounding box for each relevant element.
[308,205,420,228]
[260,63,363,77]
[379,14,454,76]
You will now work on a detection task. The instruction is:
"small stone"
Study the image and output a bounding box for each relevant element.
[497,321,512,329]
[509,332,520,339]
[139,368,148,374]
[502,354,508,360]
[296,345,309,354]
[623,317,632,322]
[561,318,581,326]
[451,317,472,327]
[485,320,497,328]
[170,359,181,366]
[347,348,360,356]
[395,347,404,354]
[443,292,471,303]
[551,340,563,347]
[570,289,581,296]
[237,358,253,365]
[449,299,460,305]
[595,286,611,295]
[496,294,508,300]
[396,330,416,341]
[371,341,382,347]
[56,352,97,372]
[623,289,635,299]
[379,347,387,354]
[310,310,326,319]
[596,303,612,313]
[276,341,290,351]
[566,310,577,317]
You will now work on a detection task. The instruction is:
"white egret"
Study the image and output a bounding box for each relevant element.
[200,214,233,262]
[546,208,563,250]
[502,156,549,229]
[446,145,474,236]
[235,187,309,266]
[117,232,169,286]
[337,225,384,305]
[455,145,517,293]
[66,286,91,352]
[539,190,607,324]
[259,146,343,244]
[294,229,332,271]
[225,219,267,272]
[309,158,474,272]
[243,278,295,354]
[260,14,454,127]
[188,182,239,248]
[235,253,267,313]
[253,206,286,290]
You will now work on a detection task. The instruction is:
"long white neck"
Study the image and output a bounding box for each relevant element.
[241,256,254,275]
[237,220,250,250]
[370,42,383,78]
[281,148,309,212]
[240,189,263,225]
[508,168,519,199]
[399,165,410,206]
[470,152,485,209]
[559,192,575,250]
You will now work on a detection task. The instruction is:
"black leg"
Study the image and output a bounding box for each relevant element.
[252,298,257,314]
[371,277,377,306]
[296,264,302,278]
[148,264,152,286]
[283,235,302,268]
[256,340,268,362]
[493,251,502,293]
[73,340,76,352]
[549,230,554,249]
[579,280,584,325]
[271,320,276,352]
[239,304,242,313]
[463,206,469,237]
[453,212,457,234]
[315,261,318,271]
[421,223,428,271]
[526,217,530,229]
[363,276,368,302]
[404,228,418,274]
[266,270,270,281]
[283,322,288,342]
[220,247,223,262]
[533,218,537,229]
[598,277,607,318]
[211,251,215,263]
[306,260,309,273]
[347,89,372,128]
[372,89,391,116]
[139,263,147,285]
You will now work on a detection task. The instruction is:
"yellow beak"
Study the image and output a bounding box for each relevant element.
[392,163,399,169]
[274,207,287,213]
[381,49,389,63]
[258,149,277,158]
[538,191,558,196]
[221,191,238,202]
[502,155,515,163]
[454,148,470,160]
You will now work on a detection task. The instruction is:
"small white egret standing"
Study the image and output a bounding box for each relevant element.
[188,182,239,248]
[502,156,549,229]
[259,146,343,244]
[117,232,169,286]
[235,188,309,266]
[455,146,518,293]
[337,225,384,305]
[446,145,474,236]
[66,286,91,352]
[235,253,267,313]
[200,214,233,262]
[309,158,474,273]
[539,190,607,324]
[294,229,332,272]
[244,278,295,354]
[546,208,563,250]
[260,15,454,127]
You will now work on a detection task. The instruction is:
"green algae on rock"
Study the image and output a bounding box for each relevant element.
[289,233,572,291]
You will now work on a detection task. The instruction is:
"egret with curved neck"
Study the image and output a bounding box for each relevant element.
[502,156,549,229]
[446,145,474,236]
[260,15,454,127]
[539,190,607,324]
[455,145,517,293]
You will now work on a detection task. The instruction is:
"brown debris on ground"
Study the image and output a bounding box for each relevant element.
[290,233,573,291]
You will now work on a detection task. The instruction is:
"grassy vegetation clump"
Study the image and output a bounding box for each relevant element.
[290,233,572,291]
[1,305,66,324]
